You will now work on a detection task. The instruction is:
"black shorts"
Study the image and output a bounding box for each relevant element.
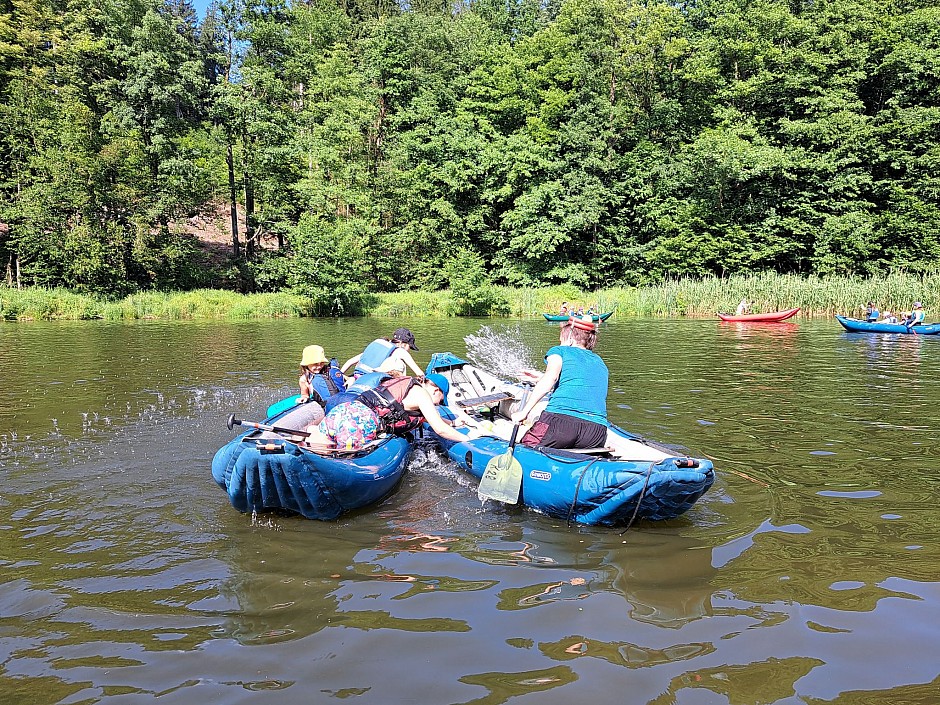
[520,411,607,449]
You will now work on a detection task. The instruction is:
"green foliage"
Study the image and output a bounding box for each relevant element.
[1,0,939,296]
[4,272,938,320]
[0,286,103,320]
[444,247,510,315]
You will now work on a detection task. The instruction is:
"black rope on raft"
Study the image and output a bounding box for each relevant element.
[619,461,655,535]
[565,457,602,526]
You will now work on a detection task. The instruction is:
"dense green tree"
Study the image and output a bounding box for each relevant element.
[2,0,939,296]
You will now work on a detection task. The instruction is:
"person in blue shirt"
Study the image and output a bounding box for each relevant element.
[904,302,925,330]
[511,315,608,449]
[865,301,880,322]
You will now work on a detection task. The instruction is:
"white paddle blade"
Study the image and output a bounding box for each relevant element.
[478,454,522,504]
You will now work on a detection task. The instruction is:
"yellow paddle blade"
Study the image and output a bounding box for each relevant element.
[478,451,522,504]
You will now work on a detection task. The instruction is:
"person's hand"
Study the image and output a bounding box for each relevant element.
[463,427,483,441]
[511,410,528,425]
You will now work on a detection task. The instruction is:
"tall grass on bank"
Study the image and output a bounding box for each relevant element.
[2,273,938,321]
[0,287,103,321]
[0,288,314,321]
[502,273,940,319]
[367,290,451,317]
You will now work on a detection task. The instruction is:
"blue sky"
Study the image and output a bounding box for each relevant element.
[192,0,213,17]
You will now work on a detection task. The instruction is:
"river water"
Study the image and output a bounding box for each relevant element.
[2,317,939,705]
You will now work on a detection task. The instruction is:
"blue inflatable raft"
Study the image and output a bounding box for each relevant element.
[211,399,412,520]
[422,353,715,526]
[835,315,940,335]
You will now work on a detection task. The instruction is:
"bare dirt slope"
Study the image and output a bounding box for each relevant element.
[176,202,281,266]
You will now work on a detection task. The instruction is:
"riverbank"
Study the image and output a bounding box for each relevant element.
[1,272,936,321]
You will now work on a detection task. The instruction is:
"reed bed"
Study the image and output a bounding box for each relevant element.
[0,287,103,321]
[368,290,452,317]
[505,273,939,319]
[2,273,937,321]
[1,288,313,321]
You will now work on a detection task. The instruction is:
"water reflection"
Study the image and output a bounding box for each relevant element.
[4,318,940,704]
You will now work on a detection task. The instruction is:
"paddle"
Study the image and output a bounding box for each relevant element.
[227,414,310,438]
[477,423,523,504]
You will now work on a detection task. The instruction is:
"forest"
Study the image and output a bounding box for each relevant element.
[1,0,938,310]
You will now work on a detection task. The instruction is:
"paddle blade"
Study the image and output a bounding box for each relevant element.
[478,451,522,504]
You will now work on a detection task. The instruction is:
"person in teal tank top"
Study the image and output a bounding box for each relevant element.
[511,315,609,449]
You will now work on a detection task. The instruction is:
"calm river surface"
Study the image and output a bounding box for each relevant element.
[2,316,939,705]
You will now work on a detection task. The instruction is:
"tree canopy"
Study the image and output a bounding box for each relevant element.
[1,0,938,297]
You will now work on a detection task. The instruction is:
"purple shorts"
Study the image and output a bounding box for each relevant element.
[520,411,607,449]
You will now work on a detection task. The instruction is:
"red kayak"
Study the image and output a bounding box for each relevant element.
[718,307,800,322]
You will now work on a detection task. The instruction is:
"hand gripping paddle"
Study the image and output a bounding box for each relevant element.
[477,424,523,504]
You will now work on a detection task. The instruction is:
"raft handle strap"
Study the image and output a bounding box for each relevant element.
[619,462,655,535]
[565,457,602,526]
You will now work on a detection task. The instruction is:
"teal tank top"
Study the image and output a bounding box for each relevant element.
[543,345,609,426]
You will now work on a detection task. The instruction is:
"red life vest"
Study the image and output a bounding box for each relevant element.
[357,376,425,434]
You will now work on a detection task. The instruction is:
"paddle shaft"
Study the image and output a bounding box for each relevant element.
[227,414,311,437]
[506,423,521,451]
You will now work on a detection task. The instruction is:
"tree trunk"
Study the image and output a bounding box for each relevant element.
[227,143,239,257]
[244,173,255,257]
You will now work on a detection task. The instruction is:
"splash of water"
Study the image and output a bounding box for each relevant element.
[464,324,537,380]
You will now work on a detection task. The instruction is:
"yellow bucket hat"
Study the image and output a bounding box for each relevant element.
[300,345,328,367]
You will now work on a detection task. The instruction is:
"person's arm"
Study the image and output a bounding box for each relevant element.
[409,387,478,442]
[395,348,425,377]
[511,354,562,423]
[340,354,361,373]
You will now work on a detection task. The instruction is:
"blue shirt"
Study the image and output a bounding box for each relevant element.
[544,345,609,426]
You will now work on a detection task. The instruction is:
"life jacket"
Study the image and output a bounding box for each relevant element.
[327,358,346,393]
[303,359,346,405]
[355,339,396,376]
[324,371,386,413]
[357,376,424,434]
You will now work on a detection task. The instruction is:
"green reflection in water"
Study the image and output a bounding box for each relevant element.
[458,665,578,704]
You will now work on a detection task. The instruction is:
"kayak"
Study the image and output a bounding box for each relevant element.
[835,315,940,335]
[421,353,715,526]
[211,398,412,520]
[718,307,800,322]
[543,311,613,322]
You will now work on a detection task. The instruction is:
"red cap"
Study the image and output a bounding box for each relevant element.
[568,315,597,331]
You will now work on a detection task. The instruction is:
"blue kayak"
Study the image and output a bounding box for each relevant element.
[423,353,715,526]
[835,315,940,335]
[212,399,412,520]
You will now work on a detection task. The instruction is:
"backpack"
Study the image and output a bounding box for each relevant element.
[327,357,346,394]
